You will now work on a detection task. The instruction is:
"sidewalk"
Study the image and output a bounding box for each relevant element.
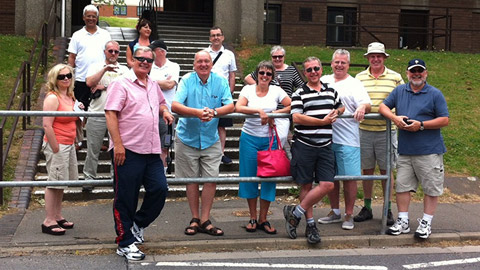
[1,195,480,254]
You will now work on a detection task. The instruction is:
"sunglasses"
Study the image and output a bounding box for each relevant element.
[305,66,321,73]
[258,71,273,77]
[271,55,284,59]
[134,56,154,63]
[210,33,223,38]
[108,49,120,54]
[409,68,425,74]
[57,73,73,80]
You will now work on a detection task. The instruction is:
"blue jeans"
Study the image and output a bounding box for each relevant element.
[111,149,168,247]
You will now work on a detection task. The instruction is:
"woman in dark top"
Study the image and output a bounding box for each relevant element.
[126,18,154,67]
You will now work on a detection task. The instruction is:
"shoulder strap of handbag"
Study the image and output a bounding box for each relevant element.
[212,51,223,66]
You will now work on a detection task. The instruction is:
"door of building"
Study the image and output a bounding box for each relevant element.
[264,4,281,44]
[399,10,429,49]
[326,7,357,46]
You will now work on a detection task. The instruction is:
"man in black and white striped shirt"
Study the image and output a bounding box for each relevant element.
[283,56,344,245]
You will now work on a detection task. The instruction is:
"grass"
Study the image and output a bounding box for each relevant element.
[237,45,480,178]
[99,16,138,28]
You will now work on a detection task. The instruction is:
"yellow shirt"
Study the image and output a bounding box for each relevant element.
[355,67,404,131]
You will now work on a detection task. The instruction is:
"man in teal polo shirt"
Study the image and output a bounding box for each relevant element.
[172,50,234,237]
[379,59,449,239]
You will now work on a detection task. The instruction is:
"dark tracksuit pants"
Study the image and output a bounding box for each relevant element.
[112,149,168,247]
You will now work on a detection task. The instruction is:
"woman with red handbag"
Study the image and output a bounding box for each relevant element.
[235,61,291,234]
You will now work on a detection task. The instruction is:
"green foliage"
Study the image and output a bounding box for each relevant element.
[99,16,138,28]
[237,45,480,177]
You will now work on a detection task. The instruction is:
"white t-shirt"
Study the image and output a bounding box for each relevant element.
[206,45,237,80]
[149,59,180,111]
[86,62,129,113]
[239,84,288,137]
[321,74,372,147]
[68,27,111,82]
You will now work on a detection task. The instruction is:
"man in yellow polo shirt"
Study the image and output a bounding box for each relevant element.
[354,42,404,226]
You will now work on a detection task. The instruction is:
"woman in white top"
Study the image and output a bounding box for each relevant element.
[235,61,291,234]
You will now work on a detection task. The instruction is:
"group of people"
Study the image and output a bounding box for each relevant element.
[40,4,449,262]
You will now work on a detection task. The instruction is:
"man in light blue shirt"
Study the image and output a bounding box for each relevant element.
[172,50,234,236]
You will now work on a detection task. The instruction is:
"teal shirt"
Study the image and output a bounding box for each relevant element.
[174,71,233,149]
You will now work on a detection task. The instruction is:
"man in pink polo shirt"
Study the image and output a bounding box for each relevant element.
[105,46,174,261]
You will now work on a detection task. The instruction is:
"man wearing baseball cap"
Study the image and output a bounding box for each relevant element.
[379,59,449,239]
[354,42,404,226]
[148,39,180,174]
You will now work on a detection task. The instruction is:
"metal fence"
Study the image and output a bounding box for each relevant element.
[0,110,392,233]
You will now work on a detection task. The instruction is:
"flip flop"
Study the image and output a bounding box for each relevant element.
[57,219,74,229]
[41,224,65,236]
[199,219,224,236]
[258,221,277,234]
[246,219,257,232]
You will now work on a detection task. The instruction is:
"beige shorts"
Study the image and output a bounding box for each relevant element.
[42,142,78,189]
[360,129,398,171]
[396,154,445,196]
[174,137,222,178]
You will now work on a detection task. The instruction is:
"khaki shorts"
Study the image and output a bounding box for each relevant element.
[360,129,398,171]
[42,142,78,189]
[396,154,445,196]
[174,137,222,178]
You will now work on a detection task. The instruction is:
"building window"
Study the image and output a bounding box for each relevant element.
[114,6,127,16]
[299,7,313,22]
[137,6,145,16]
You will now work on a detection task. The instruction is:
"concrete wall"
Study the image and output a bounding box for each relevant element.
[14,0,68,37]
[214,0,263,46]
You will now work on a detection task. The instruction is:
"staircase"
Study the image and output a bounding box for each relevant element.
[35,12,245,186]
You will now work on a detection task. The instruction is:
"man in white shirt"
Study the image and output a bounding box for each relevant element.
[205,26,237,164]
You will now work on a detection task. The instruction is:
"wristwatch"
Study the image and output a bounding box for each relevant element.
[419,121,424,131]
[213,108,218,116]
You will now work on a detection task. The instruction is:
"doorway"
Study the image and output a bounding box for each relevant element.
[399,10,429,49]
[326,7,357,46]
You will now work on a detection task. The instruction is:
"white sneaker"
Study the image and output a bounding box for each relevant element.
[386,218,410,235]
[318,210,342,224]
[342,214,354,230]
[116,243,145,261]
[131,223,144,245]
[414,218,431,239]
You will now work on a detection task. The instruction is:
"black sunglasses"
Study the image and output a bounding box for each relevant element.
[306,66,321,73]
[57,73,73,80]
[409,68,425,74]
[258,71,273,77]
[271,55,284,59]
[108,49,120,54]
[134,56,154,63]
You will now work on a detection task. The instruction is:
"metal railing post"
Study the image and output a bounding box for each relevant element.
[381,119,393,234]
[22,64,27,130]
[27,62,31,125]
[0,127,3,206]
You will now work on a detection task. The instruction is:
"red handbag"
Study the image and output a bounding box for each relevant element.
[257,126,291,177]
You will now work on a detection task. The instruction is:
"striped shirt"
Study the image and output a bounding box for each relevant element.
[250,65,305,96]
[355,67,404,131]
[291,83,342,148]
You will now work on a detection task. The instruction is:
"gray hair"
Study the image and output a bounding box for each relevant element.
[332,49,350,63]
[134,46,156,60]
[104,40,119,50]
[254,61,275,84]
[270,46,286,56]
[303,56,322,69]
[83,4,99,16]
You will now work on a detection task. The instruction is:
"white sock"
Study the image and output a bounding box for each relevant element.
[164,167,168,175]
[422,213,433,224]
[332,209,341,215]
[398,212,409,221]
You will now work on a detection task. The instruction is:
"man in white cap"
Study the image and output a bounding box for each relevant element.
[379,59,449,239]
[354,42,404,226]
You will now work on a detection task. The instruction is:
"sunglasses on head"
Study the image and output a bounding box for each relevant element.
[134,56,154,63]
[271,55,284,59]
[57,73,73,80]
[306,66,321,73]
[409,68,425,74]
[258,71,273,77]
[108,49,120,54]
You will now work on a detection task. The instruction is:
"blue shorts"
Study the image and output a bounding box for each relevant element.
[290,141,335,184]
[238,132,277,202]
[332,143,361,176]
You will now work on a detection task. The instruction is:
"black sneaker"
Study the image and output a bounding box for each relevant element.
[353,206,373,222]
[221,155,233,165]
[283,205,300,239]
[387,210,395,226]
[305,223,321,244]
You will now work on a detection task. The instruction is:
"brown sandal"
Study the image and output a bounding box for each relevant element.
[184,218,200,235]
[199,219,224,236]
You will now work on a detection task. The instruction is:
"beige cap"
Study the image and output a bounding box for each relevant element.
[364,42,390,57]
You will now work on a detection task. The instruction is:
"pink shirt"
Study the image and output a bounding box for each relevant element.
[105,69,167,154]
